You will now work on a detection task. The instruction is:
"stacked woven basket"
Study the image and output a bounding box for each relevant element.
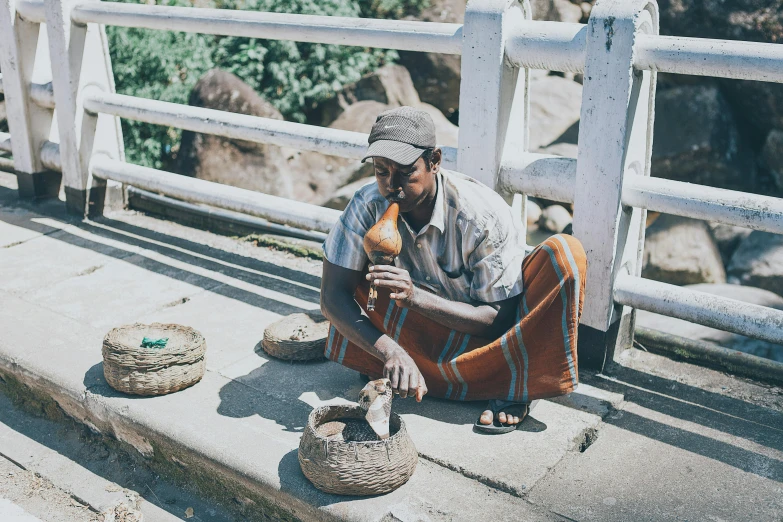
[102,323,206,396]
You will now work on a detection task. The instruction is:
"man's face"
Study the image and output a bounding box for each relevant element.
[372,154,438,214]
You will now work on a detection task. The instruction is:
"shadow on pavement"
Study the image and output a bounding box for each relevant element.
[0,187,318,316]
[585,365,783,482]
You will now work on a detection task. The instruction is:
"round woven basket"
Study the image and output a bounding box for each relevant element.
[102,323,206,396]
[261,311,329,361]
[298,405,417,496]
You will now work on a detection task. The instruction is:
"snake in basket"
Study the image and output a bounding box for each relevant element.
[317,379,394,442]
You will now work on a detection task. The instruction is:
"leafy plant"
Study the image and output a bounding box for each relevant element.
[107,0,215,168]
[212,0,397,123]
[106,0,428,169]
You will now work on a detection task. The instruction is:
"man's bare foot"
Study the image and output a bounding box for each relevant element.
[479,405,525,426]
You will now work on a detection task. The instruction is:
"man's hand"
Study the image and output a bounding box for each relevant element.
[383,346,428,401]
[367,265,417,308]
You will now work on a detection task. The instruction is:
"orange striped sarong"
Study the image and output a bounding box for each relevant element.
[325,234,587,402]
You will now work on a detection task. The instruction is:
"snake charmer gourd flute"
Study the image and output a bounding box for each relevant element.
[362,202,403,311]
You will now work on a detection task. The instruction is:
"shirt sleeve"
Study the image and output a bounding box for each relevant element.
[322,191,376,271]
[467,215,526,304]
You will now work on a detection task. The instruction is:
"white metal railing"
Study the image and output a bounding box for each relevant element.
[83,92,459,167]
[614,273,783,346]
[1,0,782,372]
[91,155,340,233]
[16,0,463,54]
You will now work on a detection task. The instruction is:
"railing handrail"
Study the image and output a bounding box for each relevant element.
[16,0,463,55]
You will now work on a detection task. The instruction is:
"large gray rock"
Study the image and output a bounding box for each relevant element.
[526,199,543,229]
[177,69,293,196]
[708,222,752,266]
[537,142,578,159]
[397,52,461,123]
[652,86,757,193]
[314,65,422,127]
[399,0,464,121]
[329,99,459,148]
[530,0,583,23]
[658,0,783,135]
[636,283,783,362]
[539,204,572,233]
[728,231,783,297]
[323,177,376,211]
[528,75,583,150]
[761,129,783,192]
[642,214,726,285]
[177,69,368,204]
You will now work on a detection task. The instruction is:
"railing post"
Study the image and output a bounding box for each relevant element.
[43,0,123,217]
[458,0,530,191]
[572,0,658,370]
[0,0,60,199]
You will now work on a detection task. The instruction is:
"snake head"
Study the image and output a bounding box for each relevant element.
[358,378,392,440]
[358,378,391,409]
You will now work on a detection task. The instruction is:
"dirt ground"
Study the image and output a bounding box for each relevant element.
[0,455,103,522]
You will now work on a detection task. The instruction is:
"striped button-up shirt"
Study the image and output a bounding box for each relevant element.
[323,169,526,304]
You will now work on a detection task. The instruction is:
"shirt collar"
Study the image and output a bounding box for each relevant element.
[398,170,446,237]
[428,170,446,234]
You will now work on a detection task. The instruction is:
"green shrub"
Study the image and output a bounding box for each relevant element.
[212,0,397,123]
[106,0,428,169]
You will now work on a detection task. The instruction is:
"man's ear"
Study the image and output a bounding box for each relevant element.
[431,148,442,173]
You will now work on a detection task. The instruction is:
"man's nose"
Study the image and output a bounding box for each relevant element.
[389,171,403,191]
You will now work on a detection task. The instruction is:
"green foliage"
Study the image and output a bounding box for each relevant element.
[106,0,427,169]
[212,0,397,123]
[107,0,215,168]
[357,0,430,19]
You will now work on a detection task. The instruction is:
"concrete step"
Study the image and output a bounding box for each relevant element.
[0,183,619,521]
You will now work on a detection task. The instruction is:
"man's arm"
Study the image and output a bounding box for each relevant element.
[367,265,518,338]
[320,260,427,400]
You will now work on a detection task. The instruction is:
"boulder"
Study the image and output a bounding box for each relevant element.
[399,0,464,121]
[176,69,294,197]
[761,129,783,192]
[314,65,421,127]
[652,86,757,193]
[530,0,583,23]
[539,204,572,233]
[330,99,459,148]
[728,231,783,297]
[708,222,752,266]
[537,142,578,159]
[526,199,542,229]
[323,177,376,211]
[658,0,783,134]
[636,283,783,362]
[177,69,368,204]
[397,52,461,123]
[528,75,583,150]
[642,214,726,285]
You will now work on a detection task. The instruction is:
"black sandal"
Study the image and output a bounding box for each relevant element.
[473,399,538,434]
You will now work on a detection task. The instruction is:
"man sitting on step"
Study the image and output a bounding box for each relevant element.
[320,106,587,434]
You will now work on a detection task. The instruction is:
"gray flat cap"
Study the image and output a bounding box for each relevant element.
[361,106,437,165]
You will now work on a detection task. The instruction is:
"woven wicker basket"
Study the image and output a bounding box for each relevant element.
[260,311,329,361]
[102,323,206,396]
[299,405,417,496]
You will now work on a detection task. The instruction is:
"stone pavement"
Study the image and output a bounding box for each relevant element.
[0,172,781,521]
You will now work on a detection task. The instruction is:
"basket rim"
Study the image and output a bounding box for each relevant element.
[305,404,407,446]
[104,323,205,352]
